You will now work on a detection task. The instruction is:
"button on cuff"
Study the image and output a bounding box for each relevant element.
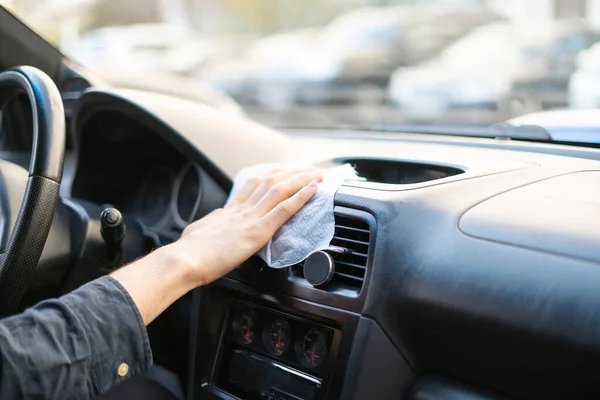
[117,363,129,377]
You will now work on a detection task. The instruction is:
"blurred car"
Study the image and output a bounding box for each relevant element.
[166,34,257,77]
[511,24,600,111]
[67,23,203,75]
[197,28,318,109]
[201,7,501,109]
[389,21,599,121]
[569,42,600,108]
[326,8,502,93]
[98,69,245,116]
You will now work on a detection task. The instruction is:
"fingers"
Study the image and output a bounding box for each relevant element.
[226,168,282,208]
[262,180,319,233]
[254,170,322,215]
[244,166,319,207]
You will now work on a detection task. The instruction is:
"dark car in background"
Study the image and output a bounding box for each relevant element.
[201,6,503,109]
[306,7,503,105]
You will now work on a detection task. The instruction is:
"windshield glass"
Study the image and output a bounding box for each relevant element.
[3,0,600,139]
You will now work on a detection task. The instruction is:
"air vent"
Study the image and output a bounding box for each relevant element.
[330,215,370,288]
[291,210,372,292]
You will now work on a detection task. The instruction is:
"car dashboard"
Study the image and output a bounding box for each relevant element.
[70,109,226,246]
[66,88,600,400]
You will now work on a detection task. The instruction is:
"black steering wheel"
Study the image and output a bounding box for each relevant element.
[0,66,65,316]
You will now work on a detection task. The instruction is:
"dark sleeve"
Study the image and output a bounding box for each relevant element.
[0,275,153,399]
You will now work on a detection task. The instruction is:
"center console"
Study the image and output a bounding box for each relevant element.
[215,301,340,399]
[190,275,361,400]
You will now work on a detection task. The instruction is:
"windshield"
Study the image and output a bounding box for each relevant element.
[3,0,600,140]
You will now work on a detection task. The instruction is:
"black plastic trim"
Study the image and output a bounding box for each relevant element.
[410,376,508,400]
[341,317,414,400]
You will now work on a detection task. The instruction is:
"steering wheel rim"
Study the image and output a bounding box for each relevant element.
[0,66,65,316]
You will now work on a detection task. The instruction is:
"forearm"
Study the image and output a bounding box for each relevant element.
[110,242,199,325]
[0,276,152,398]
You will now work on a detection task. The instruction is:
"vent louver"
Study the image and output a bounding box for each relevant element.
[291,211,372,292]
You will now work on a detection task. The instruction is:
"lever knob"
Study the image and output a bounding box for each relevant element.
[100,208,125,244]
[100,208,126,268]
[303,250,335,287]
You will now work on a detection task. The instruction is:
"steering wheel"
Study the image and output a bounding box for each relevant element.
[0,66,65,316]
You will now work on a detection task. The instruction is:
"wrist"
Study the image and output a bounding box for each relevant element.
[152,242,204,288]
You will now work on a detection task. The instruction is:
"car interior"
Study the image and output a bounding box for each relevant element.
[3,5,600,400]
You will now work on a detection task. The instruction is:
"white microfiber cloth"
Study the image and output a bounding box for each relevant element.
[226,164,360,268]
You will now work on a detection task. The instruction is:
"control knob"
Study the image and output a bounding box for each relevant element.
[303,247,345,287]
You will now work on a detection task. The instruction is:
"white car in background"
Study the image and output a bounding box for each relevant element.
[197,28,318,109]
[388,22,520,120]
[67,23,201,75]
[68,23,246,115]
[569,42,600,108]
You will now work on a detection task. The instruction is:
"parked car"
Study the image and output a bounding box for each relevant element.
[511,23,600,111]
[98,69,245,116]
[569,42,600,108]
[198,28,318,109]
[67,23,203,75]
[202,7,502,109]
[389,20,600,121]
[290,8,502,106]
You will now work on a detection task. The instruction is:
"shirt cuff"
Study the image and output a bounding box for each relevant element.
[62,275,153,396]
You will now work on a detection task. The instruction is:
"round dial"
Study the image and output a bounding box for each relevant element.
[136,168,175,230]
[264,318,291,356]
[173,164,202,226]
[234,310,258,344]
[299,327,327,368]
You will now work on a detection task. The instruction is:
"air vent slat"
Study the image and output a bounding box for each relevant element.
[290,210,372,292]
[333,272,364,282]
[334,225,370,234]
[334,260,366,270]
[350,252,368,258]
[332,236,369,245]
[330,213,371,290]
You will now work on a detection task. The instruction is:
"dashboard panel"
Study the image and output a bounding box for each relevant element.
[70,88,600,400]
[70,109,226,245]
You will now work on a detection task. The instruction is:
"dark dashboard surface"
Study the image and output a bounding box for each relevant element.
[70,109,226,245]
[70,89,600,400]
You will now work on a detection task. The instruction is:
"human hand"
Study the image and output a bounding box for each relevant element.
[172,167,323,286]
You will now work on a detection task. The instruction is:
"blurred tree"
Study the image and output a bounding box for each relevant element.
[85,0,160,30]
